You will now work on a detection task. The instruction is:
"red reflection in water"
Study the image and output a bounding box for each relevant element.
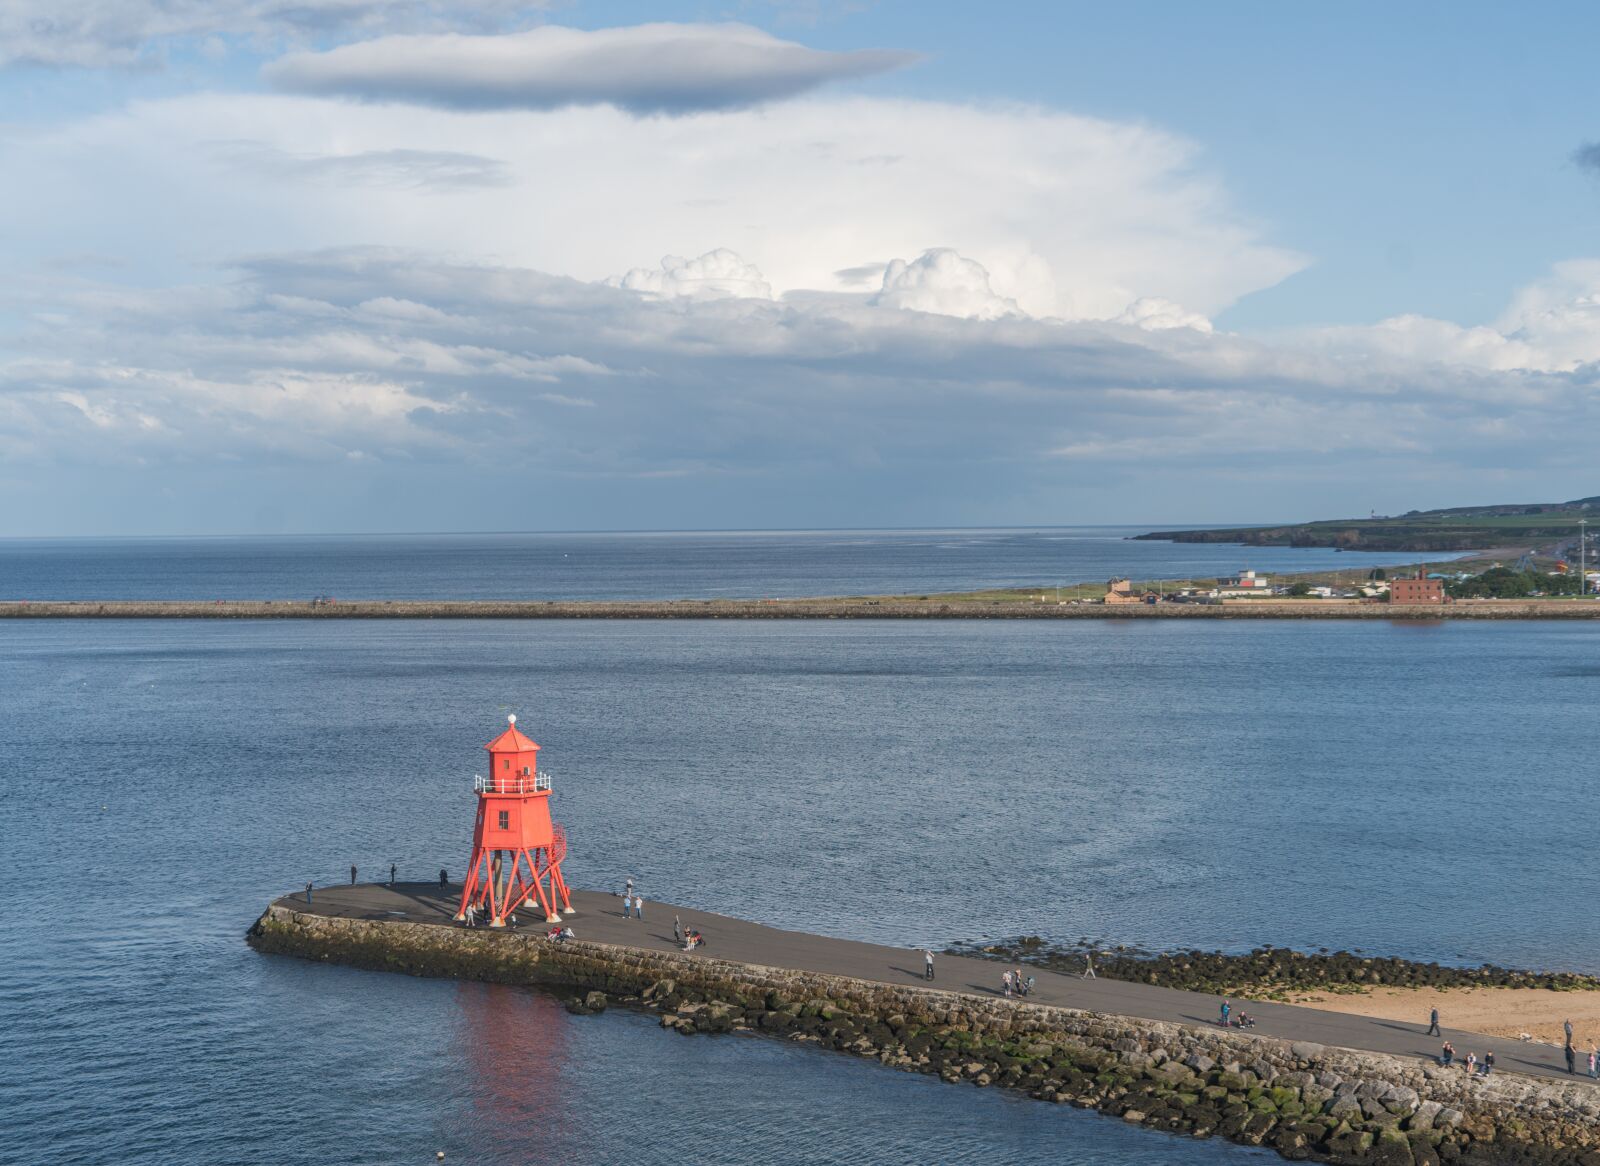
[452,981,573,1143]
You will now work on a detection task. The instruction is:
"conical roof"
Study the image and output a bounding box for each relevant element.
[484,714,540,753]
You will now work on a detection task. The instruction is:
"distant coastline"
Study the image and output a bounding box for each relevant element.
[5,597,1600,619]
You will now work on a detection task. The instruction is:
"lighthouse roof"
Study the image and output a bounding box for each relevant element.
[485,715,539,753]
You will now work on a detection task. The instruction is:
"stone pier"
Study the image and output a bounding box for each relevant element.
[249,886,1600,1165]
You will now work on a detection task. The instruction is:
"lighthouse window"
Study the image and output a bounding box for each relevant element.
[502,759,509,771]
[497,810,509,830]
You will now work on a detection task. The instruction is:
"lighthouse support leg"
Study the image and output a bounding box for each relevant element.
[456,851,485,921]
[550,861,574,915]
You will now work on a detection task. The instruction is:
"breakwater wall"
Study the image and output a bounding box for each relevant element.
[248,905,1600,1165]
[10,599,1600,620]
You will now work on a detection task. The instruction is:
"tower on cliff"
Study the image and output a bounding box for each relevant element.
[456,715,573,926]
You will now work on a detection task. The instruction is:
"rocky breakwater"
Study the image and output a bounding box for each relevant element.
[248,905,1600,1165]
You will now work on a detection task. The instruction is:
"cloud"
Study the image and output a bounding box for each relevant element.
[262,22,919,113]
[872,249,1020,320]
[4,90,1300,320]
[1302,261,1600,373]
[7,246,1599,526]
[1574,141,1600,176]
[211,142,511,189]
[0,0,539,69]
[1114,296,1213,333]
[611,249,774,301]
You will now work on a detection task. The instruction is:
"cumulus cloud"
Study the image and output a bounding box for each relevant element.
[0,0,537,69]
[263,22,918,113]
[1303,261,1600,373]
[0,90,1302,320]
[871,249,1021,320]
[1574,141,1600,176]
[611,249,773,301]
[1114,296,1213,333]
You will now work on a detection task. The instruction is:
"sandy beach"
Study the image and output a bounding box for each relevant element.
[1292,985,1600,1049]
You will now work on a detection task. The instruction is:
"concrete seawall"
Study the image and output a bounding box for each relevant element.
[248,903,1600,1165]
[10,599,1600,620]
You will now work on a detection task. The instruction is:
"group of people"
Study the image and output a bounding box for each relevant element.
[1216,1001,1255,1028]
[1001,968,1035,998]
[347,863,398,886]
[1558,1018,1600,1077]
[545,924,575,941]
[666,915,703,950]
[1438,1042,1496,1075]
[622,878,645,920]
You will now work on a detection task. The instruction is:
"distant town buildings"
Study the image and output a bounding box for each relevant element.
[1214,569,1272,598]
[1388,565,1446,604]
[1103,578,1155,604]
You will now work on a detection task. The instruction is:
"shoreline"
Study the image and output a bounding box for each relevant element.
[6,597,1600,619]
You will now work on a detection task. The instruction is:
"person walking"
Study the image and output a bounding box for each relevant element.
[305,881,314,904]
[1002,970,1014,997]
[1565,1043,1577,1075]
[1426,1006,1440,1036]
[389,863,397,887]
[1083,951,1097,979]
[439,868,449,890]
[673,915,683,946]
[1565,1018,1575,1045]
[923,949,935,981]
[350,864,357,886]
[1220,1000,1231,1028]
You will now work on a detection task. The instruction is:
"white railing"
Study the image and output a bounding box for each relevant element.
[473,772,552,795]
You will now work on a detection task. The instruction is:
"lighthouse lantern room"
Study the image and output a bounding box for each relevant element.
[456,715,573,926]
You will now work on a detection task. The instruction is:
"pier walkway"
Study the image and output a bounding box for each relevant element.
[278,883,1591,1086]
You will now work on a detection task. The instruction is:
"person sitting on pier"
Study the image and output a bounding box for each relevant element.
[1236,1011,1256,1029]
[683,928,704,951]
[1441,1041,1454,1067]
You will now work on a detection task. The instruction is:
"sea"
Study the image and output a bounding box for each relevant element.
[7,529,1583,1166]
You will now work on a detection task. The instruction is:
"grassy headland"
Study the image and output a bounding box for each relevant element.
[1136,496,1600,553]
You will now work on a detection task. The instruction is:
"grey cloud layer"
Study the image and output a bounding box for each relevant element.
[6,250,1587,498]
[262,23,919,113]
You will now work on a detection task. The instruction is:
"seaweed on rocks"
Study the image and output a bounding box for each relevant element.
[946,938,1600,998]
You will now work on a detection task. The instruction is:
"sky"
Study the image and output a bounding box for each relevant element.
[4,1,1600,535]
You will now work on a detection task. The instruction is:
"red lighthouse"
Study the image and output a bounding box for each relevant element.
[456,715,573,927]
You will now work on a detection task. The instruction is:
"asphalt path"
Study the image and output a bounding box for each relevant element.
[276,883,1594,1086]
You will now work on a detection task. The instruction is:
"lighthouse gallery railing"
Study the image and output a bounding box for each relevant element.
[474,773,551,794]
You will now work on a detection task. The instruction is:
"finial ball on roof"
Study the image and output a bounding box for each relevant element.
[508,714,516,725]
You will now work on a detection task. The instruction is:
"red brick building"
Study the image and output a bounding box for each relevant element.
[1389,566,1446,604]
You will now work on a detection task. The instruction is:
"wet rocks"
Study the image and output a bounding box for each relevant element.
[948,939,1600,998]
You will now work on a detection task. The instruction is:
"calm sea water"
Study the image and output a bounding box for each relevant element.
[0,527,1449,601]
[4,613,1597,1165]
